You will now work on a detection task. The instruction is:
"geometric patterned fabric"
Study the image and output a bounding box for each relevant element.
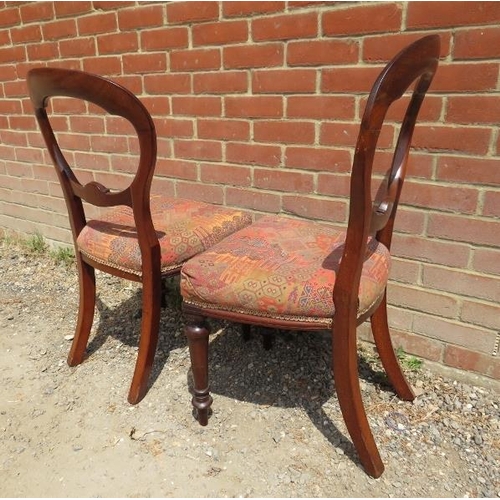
[181,215,390,323]
[76,194,253,276]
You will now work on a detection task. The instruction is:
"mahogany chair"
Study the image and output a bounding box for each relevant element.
[27,67,252,404]
[180,35,440,477]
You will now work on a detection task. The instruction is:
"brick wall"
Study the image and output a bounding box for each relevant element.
[0,1,499,380]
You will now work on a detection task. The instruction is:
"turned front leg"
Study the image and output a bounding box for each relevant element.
[184,314,212,426]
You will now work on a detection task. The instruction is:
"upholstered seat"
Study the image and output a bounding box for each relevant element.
[182,215,390,324]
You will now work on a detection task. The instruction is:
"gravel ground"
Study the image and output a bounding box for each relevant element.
[0,237,499,497]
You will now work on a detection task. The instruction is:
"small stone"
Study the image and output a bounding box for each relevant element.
[64,334,74,341]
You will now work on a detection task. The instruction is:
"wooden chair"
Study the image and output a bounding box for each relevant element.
[180,35,440,477]
[27,68,252,404]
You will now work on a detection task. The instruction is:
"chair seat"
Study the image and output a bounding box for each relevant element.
[77,194,252,276]
[181,215,390,324]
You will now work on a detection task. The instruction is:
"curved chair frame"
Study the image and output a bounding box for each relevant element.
[182,35,440,477]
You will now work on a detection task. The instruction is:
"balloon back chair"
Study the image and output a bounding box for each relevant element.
[27,68,252,404]
[180,35,440,477]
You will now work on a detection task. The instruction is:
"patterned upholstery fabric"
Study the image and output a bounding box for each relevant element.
[181,215,390,323]
[76,194,252,276]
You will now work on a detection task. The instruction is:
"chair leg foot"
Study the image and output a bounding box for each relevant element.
[261,327,274,350]
[185,314,213,426]
[371,294,415,401]
[68,259,96,367]
[241,324,251,342]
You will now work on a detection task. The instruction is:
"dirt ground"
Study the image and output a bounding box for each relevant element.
[1,240,499,497]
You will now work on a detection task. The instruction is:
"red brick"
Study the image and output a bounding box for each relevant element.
[226,142,281,167]
[6,160,33,178]
[140,96,170,116]
[77,12,117,35]
[141,27,189,51]
[254,121,314,145]
[73,152,110,171]
[0,7,20,27]
[252,12,317,41]
[472,248,500,276]
[68,117,105,134]
[1,130,27,147]
[388,257,421,285]
[172,96,221,117]
[288,96,354,121]
[223,43,283,69]
[118,4,164,30]
[282,195,347,223]
[223,1,284,17]
[320,122,393,148]
[316,172,351,198]
[193,20,248,46]
[443,344,500,379]
[174,139,222,162]
[20,178,50,195]
[20,2,54,23]
[379,94,443,123]
[412,125,491,155]
[407,1,500,29]
[41,18,77,40]
[155,118,193,138]
[285,147,351,173]
[180,181,226,204]
[253,168,314,193]
[225,96,283,118]
[144,74,191,95]
[83,56,122,76]
[461,299,499,330]
[11,25,42,44]
[0,46,27,64]
[287,39,358,66]
[170,48,221,72]
[92,2,135,11]
[59,37,96,58]
[454,26,500,59]
[55,2,92,17]
[193,71,248,94]
[122,53,167,74]
[323,3,402,36]
[322,66,383,93]
[226,187,280,212]
[446,95,500,125]
[437,156,500,187]
[482,191,500,217]
[253,69,316,94]
[432,63,498,92]
[91,135,128,154]
[198,119,249,141]
[155,158,197,181]
[200,163,252,187]
[97,32,138,55]
[167,1,219,24]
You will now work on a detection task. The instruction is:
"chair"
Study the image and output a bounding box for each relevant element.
[180,35,440,477]
[27,67,252,404]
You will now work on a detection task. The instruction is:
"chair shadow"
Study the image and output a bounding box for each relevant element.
[193,324,395,470]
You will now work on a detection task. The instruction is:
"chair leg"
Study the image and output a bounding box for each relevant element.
[127,273,162,405]
[371,293,415,401]
[184,313,212,426]
[333,312,384,478]
[241,323,251,341]
[68,258,96,366]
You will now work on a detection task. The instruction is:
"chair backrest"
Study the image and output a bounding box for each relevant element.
[27,67,157,246]
[334,35,440,314]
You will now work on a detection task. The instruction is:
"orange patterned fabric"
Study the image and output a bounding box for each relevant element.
[181,215,390,321]
[77,195,252,275]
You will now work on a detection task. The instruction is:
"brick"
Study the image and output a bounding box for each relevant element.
[118,4,164,30]
[379,94,443,123]
[138,96,170,117]
[198,119,249,141]
[407,1,500,29]
[444,344,500,379]
[316,173,351,198]
[20,2,54,23]
[68,116,105,134]
[170,48,221,72]
[254,121,315,145]
[156,158,197,181]
[20,178,50,195]
[389,257,421,285]
[454,26,500,59]
[200,163,252,187]
[323,3,402,36]
[41,18,77,40]
[483,191,500,217]
[141,27,189,51]
[54,2,92,17]
[6,160,33,178]
[77,12,117,35]
[253,168,314,193]
[285,147,351,173]
[282,195,347,223]
[252,12,317,41]
[83,56,122,76]
[193,20,248,46]
[172,96,221,117]
[226,187,280,212]
[0,7,21,27]
[193,71,248,94]
[322,66,383,93]
[97,32,138,55]
[287,39,358,66]
[288,96,354,121]
[391,234,470,268]
[392,207,426,235]
[461,299,500,330]
[253,69,316,94]
[0,46,27,63]
[90,135,128,154]
[432,63,498,92]
[178,181,225,205]
[174,139,222,162]
[122,53,167,74]
[223,2,284,17]
[226,142,281,167]
[59,37,96,58]
[412,125,491,155]
[223,43,283,69]
[92,2,135,11]
[446,95,500,125]
[73,152,110,171]
[145,74,191,95]
[11,25,42,44]
[320,121,393,148]
[473,248,500,276]
[437,156,500,187]
[1,130,28,147]
[225,96,283,118]
[167,1,219,24]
